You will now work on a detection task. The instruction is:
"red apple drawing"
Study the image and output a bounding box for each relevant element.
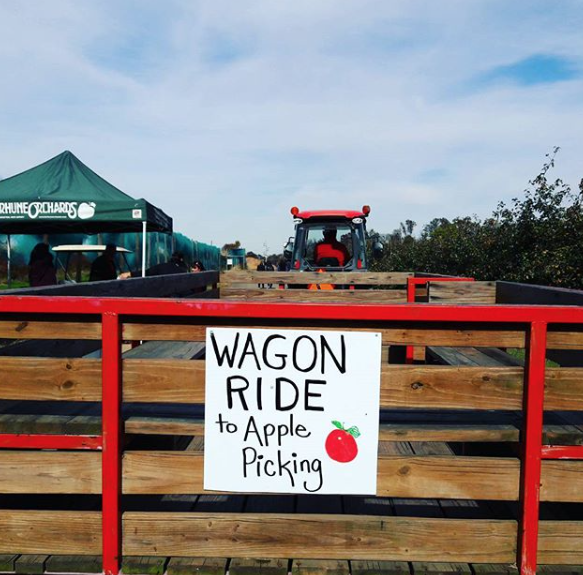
[325,420,361,463]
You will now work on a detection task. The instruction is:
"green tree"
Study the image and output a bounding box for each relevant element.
[373,148,583,288]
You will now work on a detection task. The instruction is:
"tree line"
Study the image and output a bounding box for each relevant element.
[370,149,583,289]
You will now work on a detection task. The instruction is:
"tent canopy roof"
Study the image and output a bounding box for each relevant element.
[0,151,172,234]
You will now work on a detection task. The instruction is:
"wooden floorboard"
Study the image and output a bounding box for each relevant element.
[167,557,228,575]
[14,555,47,575]
[44,555,102,574]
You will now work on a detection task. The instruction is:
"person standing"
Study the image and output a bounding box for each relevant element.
[89,244,118,282]
[28,243,57,287]
[257,259,266,288]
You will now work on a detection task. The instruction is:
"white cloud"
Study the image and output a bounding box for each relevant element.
[0,0,582,250]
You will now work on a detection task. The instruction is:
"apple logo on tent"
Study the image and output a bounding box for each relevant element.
[78,202,96,220]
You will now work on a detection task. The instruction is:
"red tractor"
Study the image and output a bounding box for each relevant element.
[283,205,383,273]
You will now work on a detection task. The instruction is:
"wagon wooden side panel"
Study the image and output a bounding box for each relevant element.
[1,286,583,575]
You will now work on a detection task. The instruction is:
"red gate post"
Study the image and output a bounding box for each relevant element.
[405,277,475,364]
[405,278,418,363]
[101,312,122,575]
[519,321,548,575]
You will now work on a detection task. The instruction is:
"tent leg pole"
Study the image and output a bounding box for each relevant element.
[141,222,147,277]
[7,234,11,288]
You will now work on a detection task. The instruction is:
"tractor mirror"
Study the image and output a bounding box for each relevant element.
[372,241,384,259]
[283,238,294,260]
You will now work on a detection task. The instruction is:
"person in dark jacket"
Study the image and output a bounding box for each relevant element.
[89,244,118,282]
[119,252,190,279]
[28,243,57,287]
[144,252,189,276]
[192,260,205,272]
[257,260,266,288]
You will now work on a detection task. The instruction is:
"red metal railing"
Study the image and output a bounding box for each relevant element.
[0,295,582,574]
[405,276,475,363]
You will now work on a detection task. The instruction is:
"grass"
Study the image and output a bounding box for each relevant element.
[506,347,559,368]
[0,280,28,290]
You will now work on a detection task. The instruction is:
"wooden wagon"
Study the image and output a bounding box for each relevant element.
[1,271,583,575]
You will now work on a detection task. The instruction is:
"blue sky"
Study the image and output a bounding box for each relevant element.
[0,0,582,252]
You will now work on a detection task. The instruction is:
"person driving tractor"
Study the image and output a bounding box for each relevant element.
[314,226,351,267]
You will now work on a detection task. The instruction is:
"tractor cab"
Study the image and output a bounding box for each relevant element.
[287,206,373,272]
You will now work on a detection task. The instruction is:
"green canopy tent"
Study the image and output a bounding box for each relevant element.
[0,151,172,282]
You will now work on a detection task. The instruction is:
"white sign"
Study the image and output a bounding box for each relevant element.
[0,201,96,220]
[204,327,382,495]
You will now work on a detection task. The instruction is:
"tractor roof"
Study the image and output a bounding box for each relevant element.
[296,210,365,220]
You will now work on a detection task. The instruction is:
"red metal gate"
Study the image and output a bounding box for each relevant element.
[0,294,581,574]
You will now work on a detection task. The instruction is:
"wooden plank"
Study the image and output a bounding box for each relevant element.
[381,365,524,410]
[122,449,583,502]
[122,450,519,500]
[123,451,204,494]
[122,360,519,408]
[123,556,167,575]
[472,565,518,575]
[0,452,101,494]
[221,271,413,286]
[539,521,583,564]
[230,558,288,575]
[221,288,407,303]
[120,359,583,411]
[541,461,583,502]
[428,346,508,367]
[429,282,496,305]
[413,564,471,575]
[0,357,101,401]
[292,559,349,575]
[377,456,519,500]
[538,568,583,575]
[0,511,101,555]
[350,560,409,575]
[4,271,219,298]
[0,554,19,572]
[45,555,102,573]
[123,359,204,403]
[472,563,520,575]
[546,331,583,350]
[0,321,101,340]
[122,513,517,562]
[167,557,227,575]
[15,555,46,575]
[123,323,526,347]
